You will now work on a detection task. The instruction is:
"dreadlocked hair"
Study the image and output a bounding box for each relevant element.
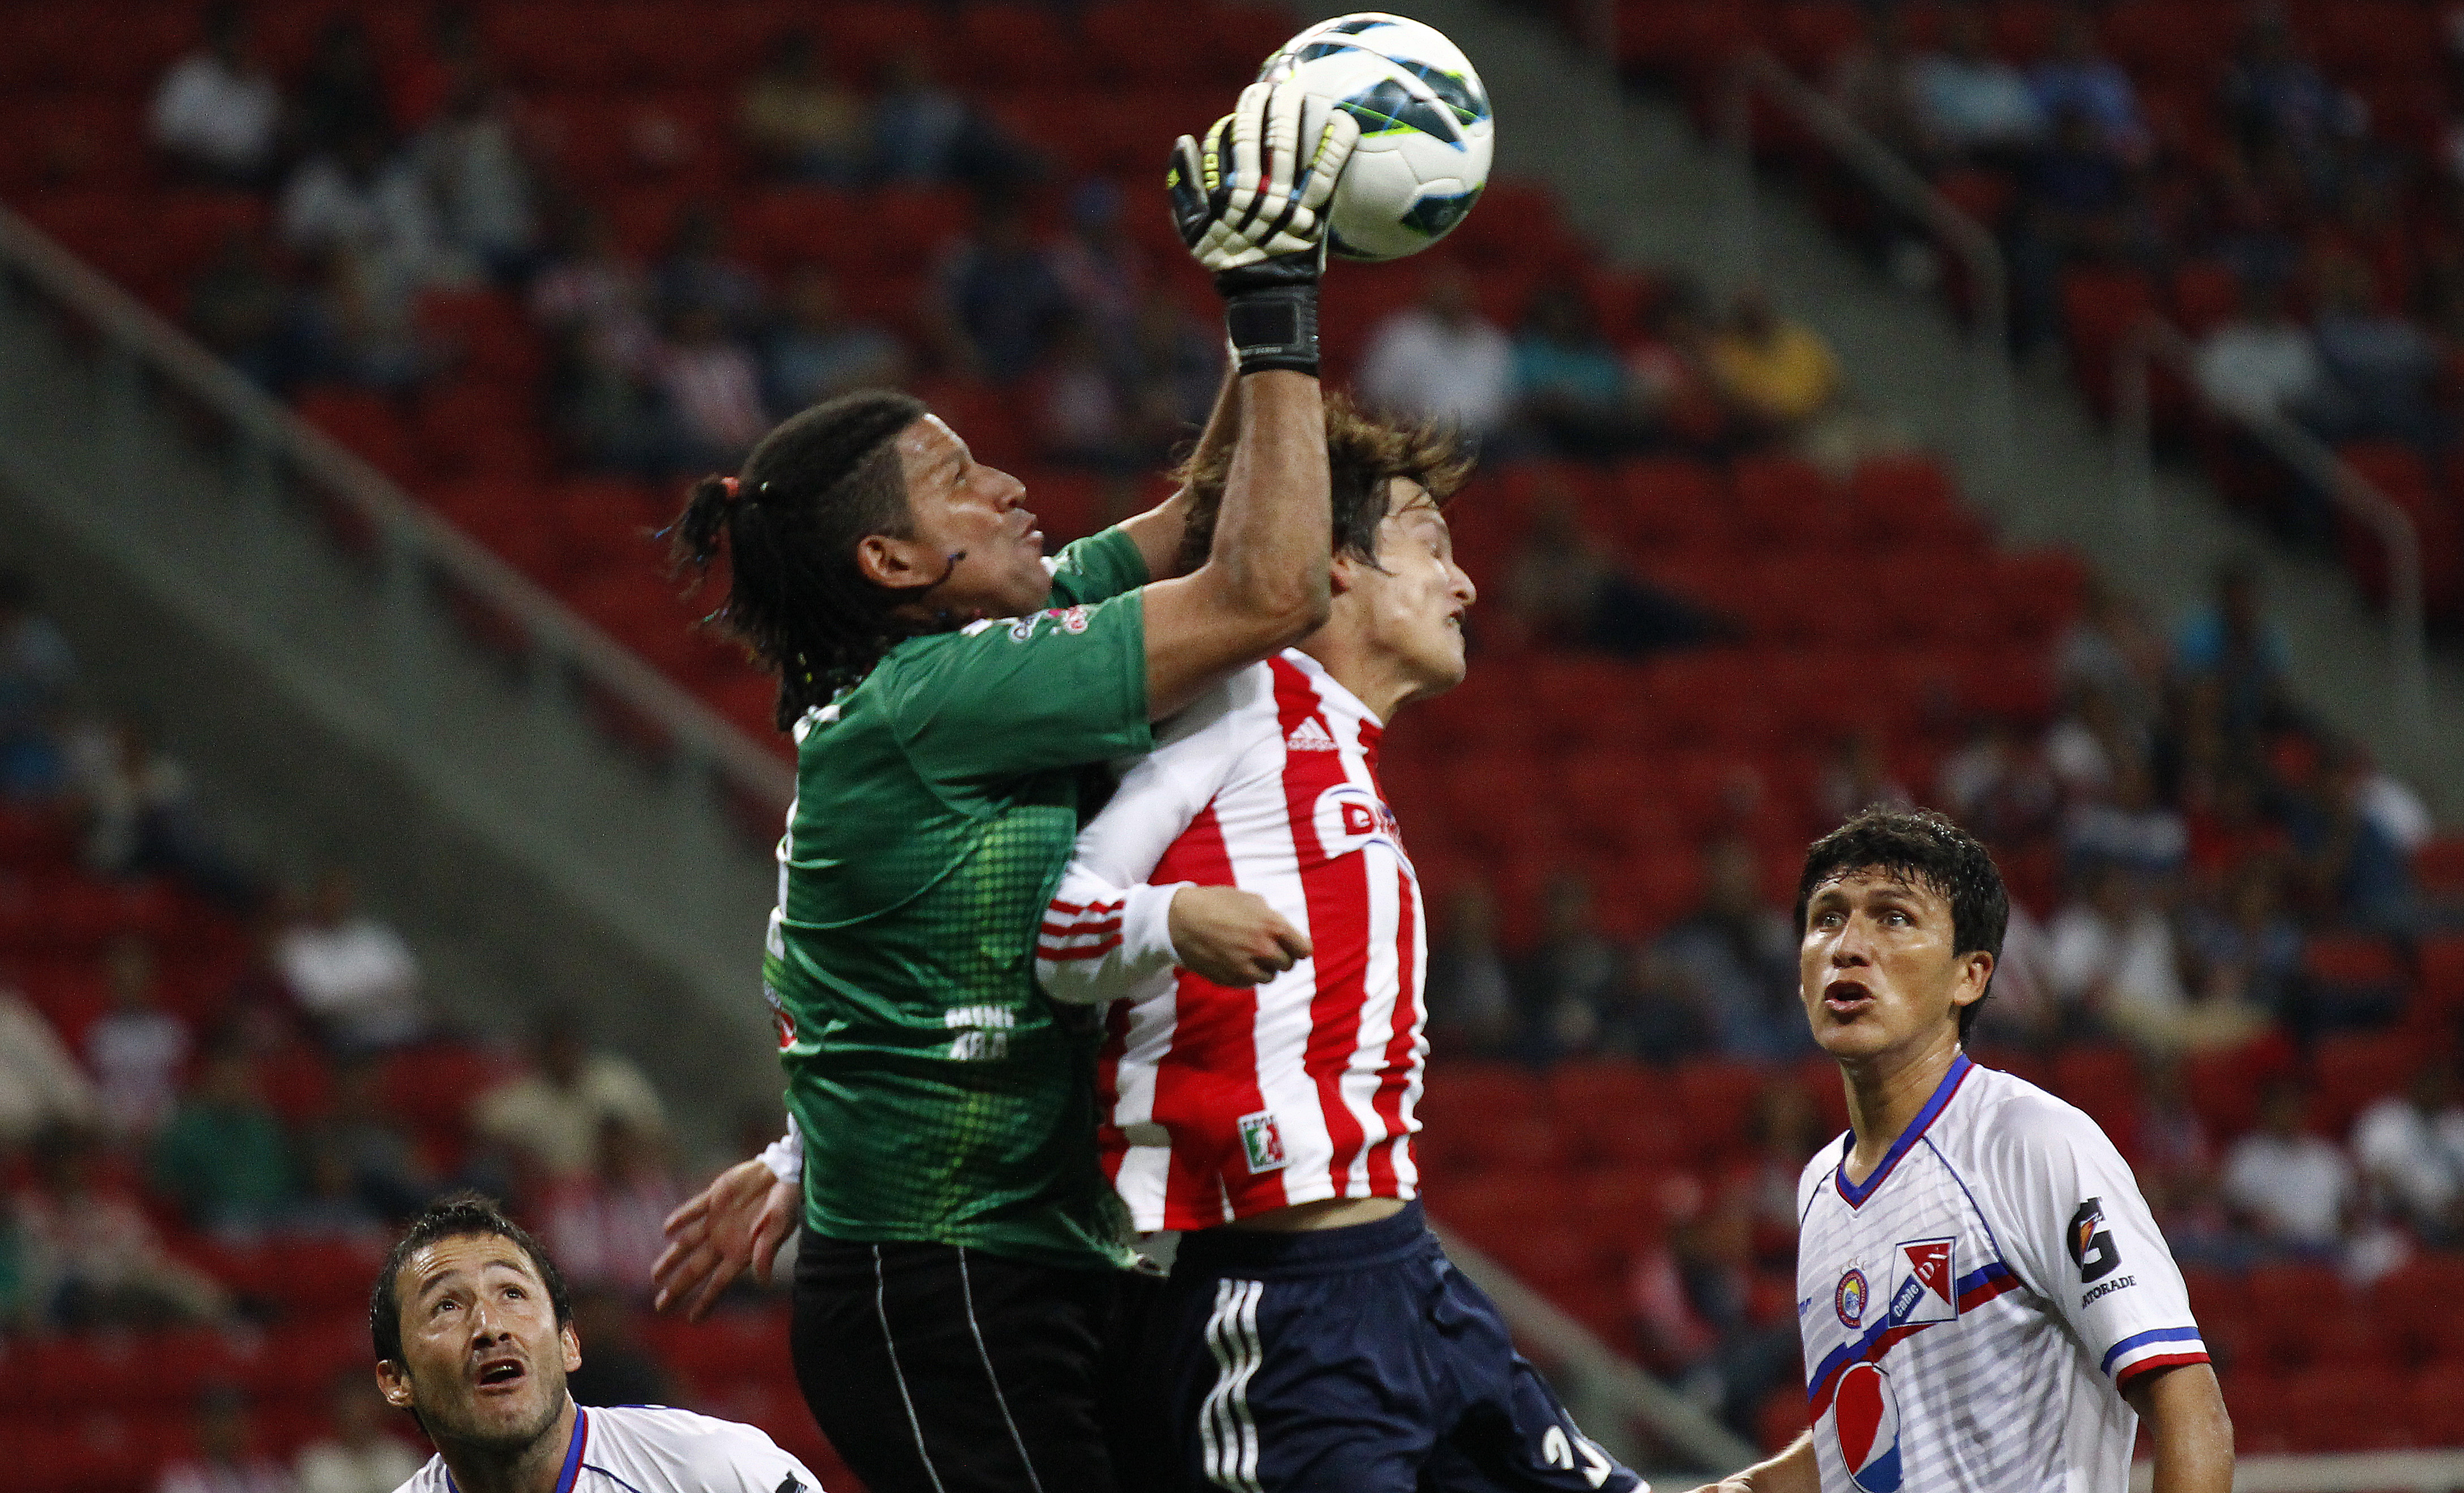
[1169,394,1476,575]
[670,389,929,730]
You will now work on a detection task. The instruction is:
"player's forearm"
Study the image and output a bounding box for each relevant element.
[1209,370,1332,632]
[2131,1365,2234,1493]
[1729,1434,1819,1493]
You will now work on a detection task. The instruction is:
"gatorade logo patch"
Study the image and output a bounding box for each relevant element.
[1238,1111,1288,1173]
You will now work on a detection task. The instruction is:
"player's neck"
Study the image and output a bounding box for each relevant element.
[1296,636,1414,723]
[1839,1032,1964,1183]
[436,1396,579,1493]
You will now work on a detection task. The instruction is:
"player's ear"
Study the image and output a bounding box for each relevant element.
[855,533,922,588]
[375,1360,415,1409]
[1327,550,1362,596]
[1952,950,1994,1007]
[561,1321,582,1373]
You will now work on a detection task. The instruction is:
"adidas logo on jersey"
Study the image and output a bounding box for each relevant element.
[1285,718,1339,752]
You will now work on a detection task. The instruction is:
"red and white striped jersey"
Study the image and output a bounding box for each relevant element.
[1035,650,1426,1231]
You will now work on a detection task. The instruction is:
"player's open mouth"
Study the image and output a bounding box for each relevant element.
[475,1357,527,1390]
[1823,980,1872,1015]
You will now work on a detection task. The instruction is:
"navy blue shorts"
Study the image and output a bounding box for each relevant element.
[1131,1201,1645,1493]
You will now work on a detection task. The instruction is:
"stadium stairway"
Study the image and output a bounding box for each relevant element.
[1337,0,2464,806]
[0,222,785,1146]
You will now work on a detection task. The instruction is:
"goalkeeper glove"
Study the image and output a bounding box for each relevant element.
[1168,81,1359,376]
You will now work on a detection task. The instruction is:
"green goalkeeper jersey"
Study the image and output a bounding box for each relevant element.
[762,526,1152,1270]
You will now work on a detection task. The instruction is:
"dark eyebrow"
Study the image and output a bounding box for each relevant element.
[416,1255,535,1300]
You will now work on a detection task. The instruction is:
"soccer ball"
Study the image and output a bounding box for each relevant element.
[1258,13,1493,262]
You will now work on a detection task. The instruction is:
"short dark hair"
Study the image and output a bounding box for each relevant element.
[670,389,928,727]
[371,1193,573,1369]
[1795,807,2009,1043]
[1169,395,1476,575]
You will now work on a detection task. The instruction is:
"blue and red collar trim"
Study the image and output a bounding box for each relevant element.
[1834,1054,1974,1209]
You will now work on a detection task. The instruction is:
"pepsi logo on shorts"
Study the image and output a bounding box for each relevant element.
[1834,1362,1903,1493]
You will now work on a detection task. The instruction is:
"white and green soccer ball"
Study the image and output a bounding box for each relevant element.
[1259,12,1493,262]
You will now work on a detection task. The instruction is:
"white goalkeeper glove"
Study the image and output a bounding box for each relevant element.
[1167,80,1360,374]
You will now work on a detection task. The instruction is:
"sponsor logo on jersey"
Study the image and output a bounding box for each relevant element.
[2069,1197,2121,1282]
[1285,717,1340,752]
[1834,1362,1903,1493]
[1054,605,1088,634]
[2081,1274,2136,1309]
[1835,1268,1868,1328]
[1313,782,1403,861]
[1238,1110,1288,1173]
[763,985,796,1050]
[1889,1237,1957,1325]
[944,1005,1015,1061]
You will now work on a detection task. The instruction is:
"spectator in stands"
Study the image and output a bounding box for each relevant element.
[2191,276,2324,423]
[651,304,769,473]
[1656,837,1807,1062]
[2173,559,2293,737]
[1730,1080,1825,1270]
[2130,1056,2243,1267]
[471,1015,665,1185]
[1361,261,1516,437]
[1513,283,1647,460]
[2222,1077,2355,1259]
[1048,178,1151,350]
[158,1384,294,1493]
[2181,858,2304,1021]
[651,202,765,335]
[2062,754,2188,883]
[2047,864,2205,1052]
[322,1055,442,1222]
[0,985,99,1149]
[152,1038,297,1236]
[2306,254,2442,448]
[2352,1056,2464,1246]
[286,1128,388,1240]
[1590,944,1716,1064]
[291,14,394,158]
[1935,716,2061,850]
[738,30,868,187]
[1518,873,1621,1056]
[2057,577,2166,737]
[1703,288,1844,450]
[14,1123,230,1330]
[1623,288,1730,452]
[151,2,282,189]
[276,870,427,1053]
[1829,7,1932,162]
[412,69,542,286]
[0,571,78,797]
[281,126,467,318]
[1426,883,1518,1057]
[2026,13,2149,166]
[532,209,664,470]
[294,1373,421,1493]
[760,264,908,417]
[868,48,1026,189]
[1913,8,2045,162]
[542,1115,682,1296]
[289,245,451,392]
[1121,288,1225,453]
[562,1286,677,1408]
[189,230,300,394]
[71,715,258,908]
[1502,485,1731,658]
[927,194,1070,383]
[85,937,189,1140]
[2288,739,2424,938]
[1627,1175,1799,1442]
[2221,12,2361,185]
[1031,314,1140,472]
[1815,728,1912,829]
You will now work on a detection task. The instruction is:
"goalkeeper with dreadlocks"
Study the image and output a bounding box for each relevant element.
[652,86,1360,1493]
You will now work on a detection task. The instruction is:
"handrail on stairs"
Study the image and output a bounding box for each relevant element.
[1718,48,2012,465]
[0,201,796,816]
[2112,316,2428,743]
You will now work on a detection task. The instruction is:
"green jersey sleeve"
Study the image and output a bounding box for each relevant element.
[882,589,1152,783]
[1044,526,1148,607]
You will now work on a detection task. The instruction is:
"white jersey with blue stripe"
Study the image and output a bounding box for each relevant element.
[394,1404,822,1493]
[1795,1055,2207,1493]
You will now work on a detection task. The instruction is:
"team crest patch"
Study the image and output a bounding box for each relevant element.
[1889,1237,1957,1325]
[1238,1110,1288,1173]
[1835,1362,1903,1493]
[1834,1268,1868,1328]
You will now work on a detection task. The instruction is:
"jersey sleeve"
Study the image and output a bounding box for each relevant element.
[885,592,1152,782]
[1043,526,1149,607]
[1987,1091,2209,1393]
[671,1412,829,1491]
[1035,680,1246,1006]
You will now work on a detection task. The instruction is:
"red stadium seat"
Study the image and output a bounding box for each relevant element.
[948,5,1075,90]
[1079,3,1213,87]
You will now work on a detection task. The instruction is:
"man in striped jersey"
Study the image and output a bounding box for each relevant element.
[1691,810,2232,1493]
[1033,402,1643,1493]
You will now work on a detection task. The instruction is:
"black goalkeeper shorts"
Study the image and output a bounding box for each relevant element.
[791,1234,1166,1493]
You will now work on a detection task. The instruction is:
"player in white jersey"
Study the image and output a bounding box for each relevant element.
[1690,810,2232,1493]
[371,1194,823,1493]
[1033,403,1640,1493]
